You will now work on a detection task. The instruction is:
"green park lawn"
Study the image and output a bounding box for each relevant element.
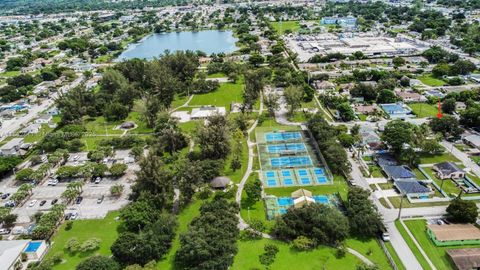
[157,198,204,269]
[206,72,227,78]
[83,116,124,135]
[404,219,480,270]
[418,151,459,164]
[46,211,121,270]
[368,165,384,178]
[408,103,438,118]
[24,124,54,143]
[287,111,310,123]
[388,196,448,208]
[0,70,21,78]
[271,21,301,34]
[189,81,244,111]
[232,238,362,270]
[418,74,446,87]
[240,173,275,232]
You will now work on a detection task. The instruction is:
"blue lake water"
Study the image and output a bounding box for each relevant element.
[116,30,238,61]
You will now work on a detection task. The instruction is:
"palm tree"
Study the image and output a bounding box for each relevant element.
[61,189,79,204]
[67,181,84,193]
[18,183,33,196]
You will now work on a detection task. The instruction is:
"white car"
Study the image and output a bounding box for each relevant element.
[47,179,58,186]
[28,200,38,207]
[70,213,78,220]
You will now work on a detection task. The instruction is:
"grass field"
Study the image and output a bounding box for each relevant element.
[404,219,480,270]
[240,173,275,232]
[271,21,301,34]
[189,81,244,111]
[408,103,438,118]
[389,196,448,208]
[157,198,205,269]
[418,151,459,164]
[223,134,249,183]
[395,220,433,270]
[232,238,362,270]
[46,211,121,270]
[418,74,446,87]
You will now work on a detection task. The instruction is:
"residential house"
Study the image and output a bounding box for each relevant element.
[424,89,445,99]
[355,104,378,115]
[432,162,465,179]
[0,138,24,156]
[46,107,59,116]
[0,109,15,119]
[34,114,52,124]
[19,123,41,135]
[395,90,427,103]
[380,102,413,119]
[0,240,29,270]
[463,135,480,149]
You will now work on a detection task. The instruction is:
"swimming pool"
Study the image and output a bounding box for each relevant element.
[25,241,42,253]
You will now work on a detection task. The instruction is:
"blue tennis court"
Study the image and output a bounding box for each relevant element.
[267,143,306,153]
[316,176,328,183]
[283,178,294,185]
[270,156,312,167]
[266,179,277,187]
[265,132,302,142]
[281,170,291,177]
[265,171,276,178]
[314,168,324,175]
[300,178,311,185]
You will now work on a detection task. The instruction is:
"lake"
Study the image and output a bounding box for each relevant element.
[116,30,238,61]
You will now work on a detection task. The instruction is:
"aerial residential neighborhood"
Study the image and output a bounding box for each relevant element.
[0,0,480,270]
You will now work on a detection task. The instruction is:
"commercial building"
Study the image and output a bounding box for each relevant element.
[321,16,357,27]
[427,224,480,246]
[0,240,47,270]
[0,138,25,156]
[380,102,413,119]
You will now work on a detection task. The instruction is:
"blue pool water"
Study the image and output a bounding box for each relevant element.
[313,195,329,204]
[265,132,302,142]
[278,197,294,206]
[117,30,238,60]
[25,241,41,252]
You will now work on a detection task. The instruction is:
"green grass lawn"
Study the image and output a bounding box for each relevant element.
[408,103,438,118]
[358,114,368,121]
[422,167,460,197]
[271,21,301,34]
[223,135,249,184]
[189,81,244,111]
[394,220,433,270]
[418,74,446,87]
[0,70,21,78]
[125,111,154,135]
[232,238,363,270]
[171,94,191,109]
[404,219,480,270]
[23,124,54,143]
[378,182,395,190]
[83,116,124,135]
[178,120,201,135]
[412,168,427,180]
[240,173,275,232]
[264,175,349,200]
[287,111,310,123]
[46,211,121,270]
[157,198,205,269]
[368,165,384,178]
[418,152,459,164]
[345,238,392,270]
[206,72,227,78]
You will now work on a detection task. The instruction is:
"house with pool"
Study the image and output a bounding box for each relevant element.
[379,102,413,119]
[0,240,47,270]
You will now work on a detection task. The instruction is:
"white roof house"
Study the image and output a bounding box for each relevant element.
[0,138,24,156]
[464,135,480,149]
[34,114,52,124]
[190,106,226,119]
[0,240,29,270]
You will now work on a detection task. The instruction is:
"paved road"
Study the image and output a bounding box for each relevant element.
[0,75,84,143]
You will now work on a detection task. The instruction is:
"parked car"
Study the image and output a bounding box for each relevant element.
[73,155,80,161]
[1,193,10,200]
[70,213,78,220]
[4,201,15,207]
[97,195,104,204]
[28,200,37,207]
[75,196,83,204]
[47,179,58,186]
[39,200,47,206]
[51,199,58,205]
[64,213,72,220]
[0,228,11,235]
[382,232,390,242]
[94,177,102,184]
